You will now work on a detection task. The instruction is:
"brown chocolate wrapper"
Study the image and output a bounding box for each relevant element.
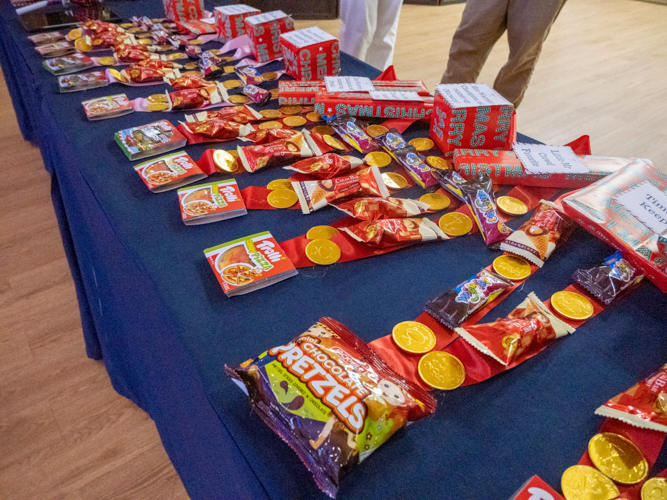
[332,197,429,221]
[342,217,449,248]
[499,200,573,267]
[283,153,363,180]
[455,292,574,366]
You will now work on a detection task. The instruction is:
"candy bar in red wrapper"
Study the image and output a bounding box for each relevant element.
[456,292,574,367]
[293,166,390,214]
[235,65,264,86]
[245,128,298,145]
[181,118,253,141]
[169,83,227,111]
[424,269,514,331]
[239,130,315,173]
[283,153,363,179]
[333,197,429,221]
[244,11,295,63]
[342,217,448,248]
[137,59,181,69]
[242,84,271,106]
[430,83,515,158]
[330,115,379,154]
[126,65,178,83]
[453,149,637,189]
[225,318,436,498]
[595,364,667,433]
[459,172,512,246]
[500,201,572,267]
[280,27,340,80]
[114,46,156,64]
[186,105,262,125]
[175,19,216,36]
[213,4,260,42]
[167,73,213,90]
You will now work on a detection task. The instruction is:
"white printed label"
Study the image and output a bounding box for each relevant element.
[245,10,287,25]
[513,144,589,175]
[369,91,422,101]
[215,4,260,15]
[616,182,667,234]
[324,76,375,93]
[434,83,512,108]
[280,26,335,48]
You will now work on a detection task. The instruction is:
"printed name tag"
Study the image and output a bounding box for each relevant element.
[616,181,667,234]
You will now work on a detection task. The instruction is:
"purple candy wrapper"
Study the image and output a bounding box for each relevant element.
[235,65,264,86]
[393,146,438,189]
[330,115,379,154]
[242,84,271,106]
[460,172,512,246]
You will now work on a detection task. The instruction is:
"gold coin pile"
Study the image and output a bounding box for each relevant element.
[97,56,116,66]
[228,95,250,104]
[323,134,346,150]
[74,37,92,52]
[147,102,169,112]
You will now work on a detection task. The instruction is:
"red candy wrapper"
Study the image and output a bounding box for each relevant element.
[456,292,574,366]
[342,217,448,248]
[226,318,436,499]
[185,105,262,125]
[333,197,429,221]
[238,130,315,173]
[509,476,564,500]
[429,83,515,158]
[595,364,667,433]
[245,128,298,145]
[126,65,178,83]
[330,115,379,154]
[167,73,212,90]
[283,153,363,179]
[169,83,226,110]
[459,172,512,246]
[500,201,573,267]
[293,166,390,214]
[181,119,253,141]
[137,59,181,69]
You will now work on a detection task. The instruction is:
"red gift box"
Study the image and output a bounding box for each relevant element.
[244,10,295,63]
[314,91,434,119]
[162,0,205,22]
[279,27,340,80]
[174,19,216,36]
[213,4,260,42]
[508,476,564,500]
[429,83,515,158]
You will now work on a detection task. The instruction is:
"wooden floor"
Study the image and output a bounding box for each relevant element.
[1,0,666,498]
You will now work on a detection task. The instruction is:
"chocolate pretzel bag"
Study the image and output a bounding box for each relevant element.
[226,318,436,498]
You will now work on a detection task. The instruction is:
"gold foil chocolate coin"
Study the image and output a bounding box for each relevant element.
[147,102,169,112]
[184,62,199,70]
[228,95,250,104]
[382,172,408,190]
[364,151,392,168]
[305,239,341,265]
[641,478,667,500]
[392,321,436,354]
[213,150,239,173]
[280,105,302,115]
[496,195,528,216]
[588,433,648,485]
[223,66,235,73]
[97,56,116,66]
[306,225,339,240]
[551,291,594,321]
[438,212,473,236]
[561,465,620,500]
[167,52,187,60]
[426,156,450,170]
[147,94,169,103]
[258,121,283,130]
[189,39,203,45]
[137,38,153,45]
[306,112,321,122]
[261,71,278,81]
[323,134,346,150]
[223,79,242,89]
[493,255,532,281]
[269,88,280,99]
[267,179,293,191]
[418,351,466,390]
[283,116,307,127]
[267,189,298,209]
[312,125,335,136]
[260,109,283,119]
[366,124,388,138]
[420,193,451,211]
[409,137,434,151]
[108,68,126,82]
[66,28,82,41]
[74,37,92,52]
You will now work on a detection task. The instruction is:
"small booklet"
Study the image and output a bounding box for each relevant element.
[133,151,207,193]
[178,179,247,224]
[204,232,298,296]
[35,41,75,58]
[60,71,109,93]
[83,94,134,120]
[43,53,95,75]
[28,31,66,45]
[115,120,187,161]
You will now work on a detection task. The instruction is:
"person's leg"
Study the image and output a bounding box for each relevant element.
[441,0,509,84]
[364,0,403,70]
[493,0,567,106]
[339,0,378,63]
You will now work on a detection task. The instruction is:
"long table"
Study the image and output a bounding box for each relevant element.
[2,2,667,498]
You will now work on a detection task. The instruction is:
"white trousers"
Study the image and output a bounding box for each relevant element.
[339,0,403,71]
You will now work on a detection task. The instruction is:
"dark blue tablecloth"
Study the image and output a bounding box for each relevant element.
[2,2,666,498]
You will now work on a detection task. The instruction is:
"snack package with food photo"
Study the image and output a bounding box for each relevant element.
[115,120,187,161]
[59,71,109,93]
[177,179,247,224]
[82,94,134,121]
[43,53,95,76]
[204,232,297,296]
[133,151,206,193]
[225,318,436,498]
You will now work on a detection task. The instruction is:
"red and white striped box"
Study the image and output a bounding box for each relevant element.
[244,10,295,63]
[213,4,260,42]
[280,27,340,80]
[162,0,205,22]
[429,83,515,158]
